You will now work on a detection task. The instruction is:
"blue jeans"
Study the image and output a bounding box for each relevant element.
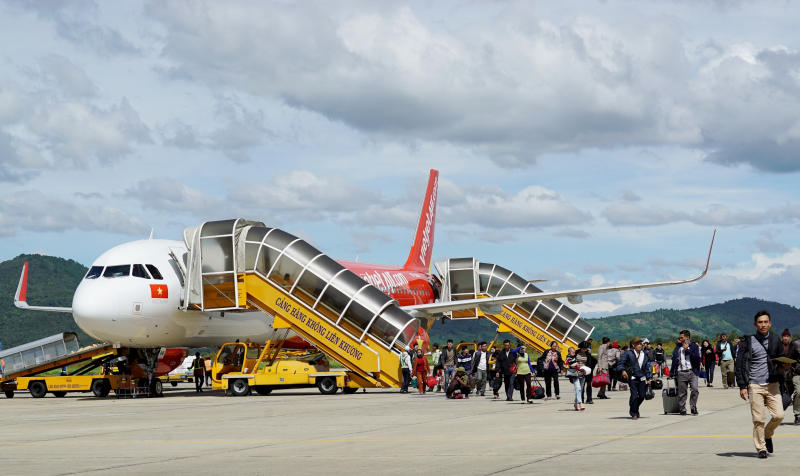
[444,366,456,391]
[573,377,584,404]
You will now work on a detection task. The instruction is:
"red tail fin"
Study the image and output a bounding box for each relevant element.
[403,170,439,272]
[15,262,29,304]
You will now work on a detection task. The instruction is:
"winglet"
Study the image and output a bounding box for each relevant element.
[14,262,29,308]
[700,229,716,278]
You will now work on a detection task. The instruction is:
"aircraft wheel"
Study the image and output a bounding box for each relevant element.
[254,386,272,396]
[231,379,250,397]
[317,377,338,395]
[342,387,358,394]
[91,380,111,398]
[4,391,13,398]
[150,379,164,397]
[29,381,47,399]
[170,382,179,387]
[52,391,67,398]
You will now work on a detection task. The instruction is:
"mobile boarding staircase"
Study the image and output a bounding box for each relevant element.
[181,219,417,389]
[434,258,594,359]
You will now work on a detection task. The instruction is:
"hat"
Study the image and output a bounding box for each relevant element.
[457,366,465,372]
[782,329,792,337]
[642,338,650,344]
[611,342,619,349]
[630,337,643,345]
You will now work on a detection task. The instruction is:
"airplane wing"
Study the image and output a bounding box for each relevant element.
[402,230,715,317]
[14,262,73,313]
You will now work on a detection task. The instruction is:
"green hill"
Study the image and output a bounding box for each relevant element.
[588,297,800,342]
[0,254,96,349]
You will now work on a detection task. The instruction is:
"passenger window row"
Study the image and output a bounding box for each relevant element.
[85,264,164,280]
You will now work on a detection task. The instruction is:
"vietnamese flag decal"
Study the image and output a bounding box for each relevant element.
[150,284,168,299]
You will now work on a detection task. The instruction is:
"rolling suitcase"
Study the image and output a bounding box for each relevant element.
[662,379,680,414]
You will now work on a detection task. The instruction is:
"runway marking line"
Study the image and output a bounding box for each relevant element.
[4,434,800,445]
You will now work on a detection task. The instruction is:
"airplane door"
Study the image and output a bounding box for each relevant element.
[168,247,187,303]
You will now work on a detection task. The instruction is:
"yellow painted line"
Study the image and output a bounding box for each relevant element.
[4,435,800,446]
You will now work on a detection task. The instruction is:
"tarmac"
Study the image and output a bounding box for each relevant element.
[1,372,798,475]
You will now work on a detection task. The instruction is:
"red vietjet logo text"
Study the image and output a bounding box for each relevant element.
[419,177,437,265]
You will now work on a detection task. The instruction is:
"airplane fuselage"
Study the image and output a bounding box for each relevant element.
[72,240,437,348]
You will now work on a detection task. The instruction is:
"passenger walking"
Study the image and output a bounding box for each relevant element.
[514,344,534,403]
[783,331,800,425]
[654,343,667,378]
[430,344,441,377]
[439,340,457,392]
[565,347,584,411]
[447,367,471,399]
[457,346,472,373]
[734,310,786,458]
[701,340,716,387]
[607,342,621,391]
[192,352,205,393]
[716,333,735,389]
[414,349,430,394]
[576,341,596,404]
[540,341,563,400]
[670,330,700,415]
[495,340,517,401]
[400,349,412,393]
[618,337,652,420]
[470,342,489,396]
[596,337,610,399]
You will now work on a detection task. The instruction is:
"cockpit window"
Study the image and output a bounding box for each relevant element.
[103,265,130,278]
[146,264,163,280]
[85,266,104,279]
[132,264,150,279]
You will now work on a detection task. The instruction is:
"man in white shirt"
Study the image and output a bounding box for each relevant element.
[716,334,735,389]
[471,342,489,397]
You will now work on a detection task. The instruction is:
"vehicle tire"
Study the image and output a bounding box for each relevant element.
[254,386,272,396]
[150,379,164,398]
[52,391,67,398]
[231,379,249,397]
[317,377,338,395]
[29,381,47,399]
[170,382,179,387]
[342,387,358,394]
[5,391,14,398]
[91,379,111,398]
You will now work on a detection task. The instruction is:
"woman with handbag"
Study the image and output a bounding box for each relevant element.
[565,347,584,411]
[701,340,716,387]
[513,344,535,404]
[540,341,564,400]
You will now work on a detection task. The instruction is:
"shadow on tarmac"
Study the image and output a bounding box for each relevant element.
[716,452,760,458]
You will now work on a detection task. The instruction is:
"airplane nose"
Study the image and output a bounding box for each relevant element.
[72,284,119,333]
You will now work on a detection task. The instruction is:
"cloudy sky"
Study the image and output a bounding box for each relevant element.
[1,0,799,318]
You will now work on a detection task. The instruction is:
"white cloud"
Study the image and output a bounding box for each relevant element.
[0,189,149,236]
[601,201,800,227]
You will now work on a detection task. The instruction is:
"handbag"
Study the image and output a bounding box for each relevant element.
[644,385,655,400]
[531,377,545,399]
[510,363,518,374]
[592,372,611,388]
[699,370,707,379]
[565,367,578,378]
[663,366,670,377]
[783,392,792,411]
[651,379,663,390]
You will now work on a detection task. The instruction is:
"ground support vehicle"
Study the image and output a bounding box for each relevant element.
[211,335,370,396]
[1,341,168,398]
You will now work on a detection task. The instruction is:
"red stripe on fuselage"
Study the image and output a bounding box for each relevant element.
[337,260,436,307]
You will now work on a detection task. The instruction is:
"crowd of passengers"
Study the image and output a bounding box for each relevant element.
[398,311,800,460]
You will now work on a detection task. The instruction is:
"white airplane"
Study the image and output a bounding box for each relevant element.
[14,171,715,380]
